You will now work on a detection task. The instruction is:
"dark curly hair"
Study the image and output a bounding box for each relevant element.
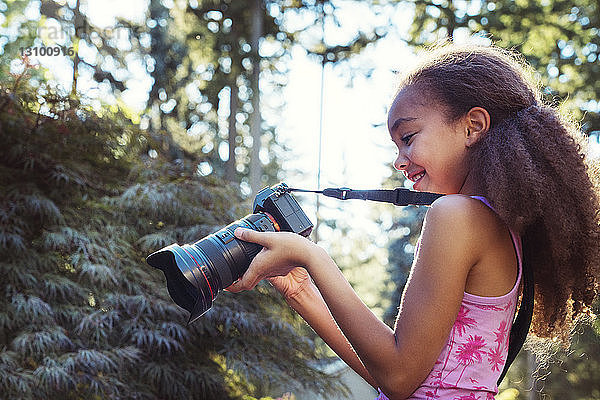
[397,44,600,342]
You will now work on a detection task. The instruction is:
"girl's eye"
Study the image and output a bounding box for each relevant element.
[401,133,416,145]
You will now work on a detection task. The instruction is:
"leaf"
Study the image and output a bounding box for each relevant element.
[137,232,175,252]
[11,328,73,356]
[0,231,26,252]
[79,262,118,286]
[2,262,38,288]
[42,273,87,302]
[75,309,121,342]
[128,326,183,354]
[42,227,90,252]
[33,357,75,392]
[11,294,55,323]
[106,346,142,366]
[74,349,118,373]
[159,321,190,342]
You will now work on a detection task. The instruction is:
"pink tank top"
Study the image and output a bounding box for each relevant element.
[376,196,522,400]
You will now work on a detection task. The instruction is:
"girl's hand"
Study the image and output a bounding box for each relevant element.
[225,228,314,293]
[267,266,311,299]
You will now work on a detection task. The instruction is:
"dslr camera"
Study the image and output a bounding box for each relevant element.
[146,183,313,324]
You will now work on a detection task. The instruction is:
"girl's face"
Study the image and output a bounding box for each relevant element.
[387,86,474,195]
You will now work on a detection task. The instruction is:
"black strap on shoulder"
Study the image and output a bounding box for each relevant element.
[288,186,533,385]
[497,244,535,385]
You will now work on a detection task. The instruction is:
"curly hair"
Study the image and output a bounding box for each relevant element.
[397,44,600,342]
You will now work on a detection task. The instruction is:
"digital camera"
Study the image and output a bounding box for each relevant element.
[146,183,313,323]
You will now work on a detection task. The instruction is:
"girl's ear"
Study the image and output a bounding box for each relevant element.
[464,107,490,147]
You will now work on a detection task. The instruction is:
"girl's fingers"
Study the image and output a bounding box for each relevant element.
[234,228,272,246]
[225,264,262,292]
[226,276,258,292]
[236,269,260,291]
[224,280,243,293]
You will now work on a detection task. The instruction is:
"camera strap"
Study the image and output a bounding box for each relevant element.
[497,241,534,386]
[287,187,444,206]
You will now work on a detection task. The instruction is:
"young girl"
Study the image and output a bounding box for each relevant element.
[226,44,600,399]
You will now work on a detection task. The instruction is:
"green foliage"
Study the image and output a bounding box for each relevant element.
[477,0,600,134]
[0,74,339,399]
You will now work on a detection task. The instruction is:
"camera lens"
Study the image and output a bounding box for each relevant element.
[146,212,279,323]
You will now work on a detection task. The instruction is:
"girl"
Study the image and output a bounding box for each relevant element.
[226,44,600,399]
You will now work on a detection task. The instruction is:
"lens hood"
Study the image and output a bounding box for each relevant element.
[147,245,213,323]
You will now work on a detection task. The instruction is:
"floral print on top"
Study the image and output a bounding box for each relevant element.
[375,196,522,400]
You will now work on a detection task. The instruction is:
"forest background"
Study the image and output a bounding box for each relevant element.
[1,0,599,399]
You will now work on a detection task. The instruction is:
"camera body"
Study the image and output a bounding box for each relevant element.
[252,183,313,235]
[146,183,313,324]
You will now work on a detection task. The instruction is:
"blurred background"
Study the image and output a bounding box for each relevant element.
[1,0,599,399]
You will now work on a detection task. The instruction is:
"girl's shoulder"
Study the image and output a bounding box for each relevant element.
[425,195,518,292]
[425,194,511,254]
[427,194,503,227]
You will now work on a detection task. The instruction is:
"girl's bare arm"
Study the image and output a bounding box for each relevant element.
[283,277,378,388]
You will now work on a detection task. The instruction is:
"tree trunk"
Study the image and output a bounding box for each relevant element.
[226,83,238,181]
[70,0,81,96]
[249,0,263,195]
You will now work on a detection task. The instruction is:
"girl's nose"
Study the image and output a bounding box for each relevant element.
[394,152,409,171]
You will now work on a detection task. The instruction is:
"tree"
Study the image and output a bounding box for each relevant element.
[176,0,388,193]
[37,0,128,94]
